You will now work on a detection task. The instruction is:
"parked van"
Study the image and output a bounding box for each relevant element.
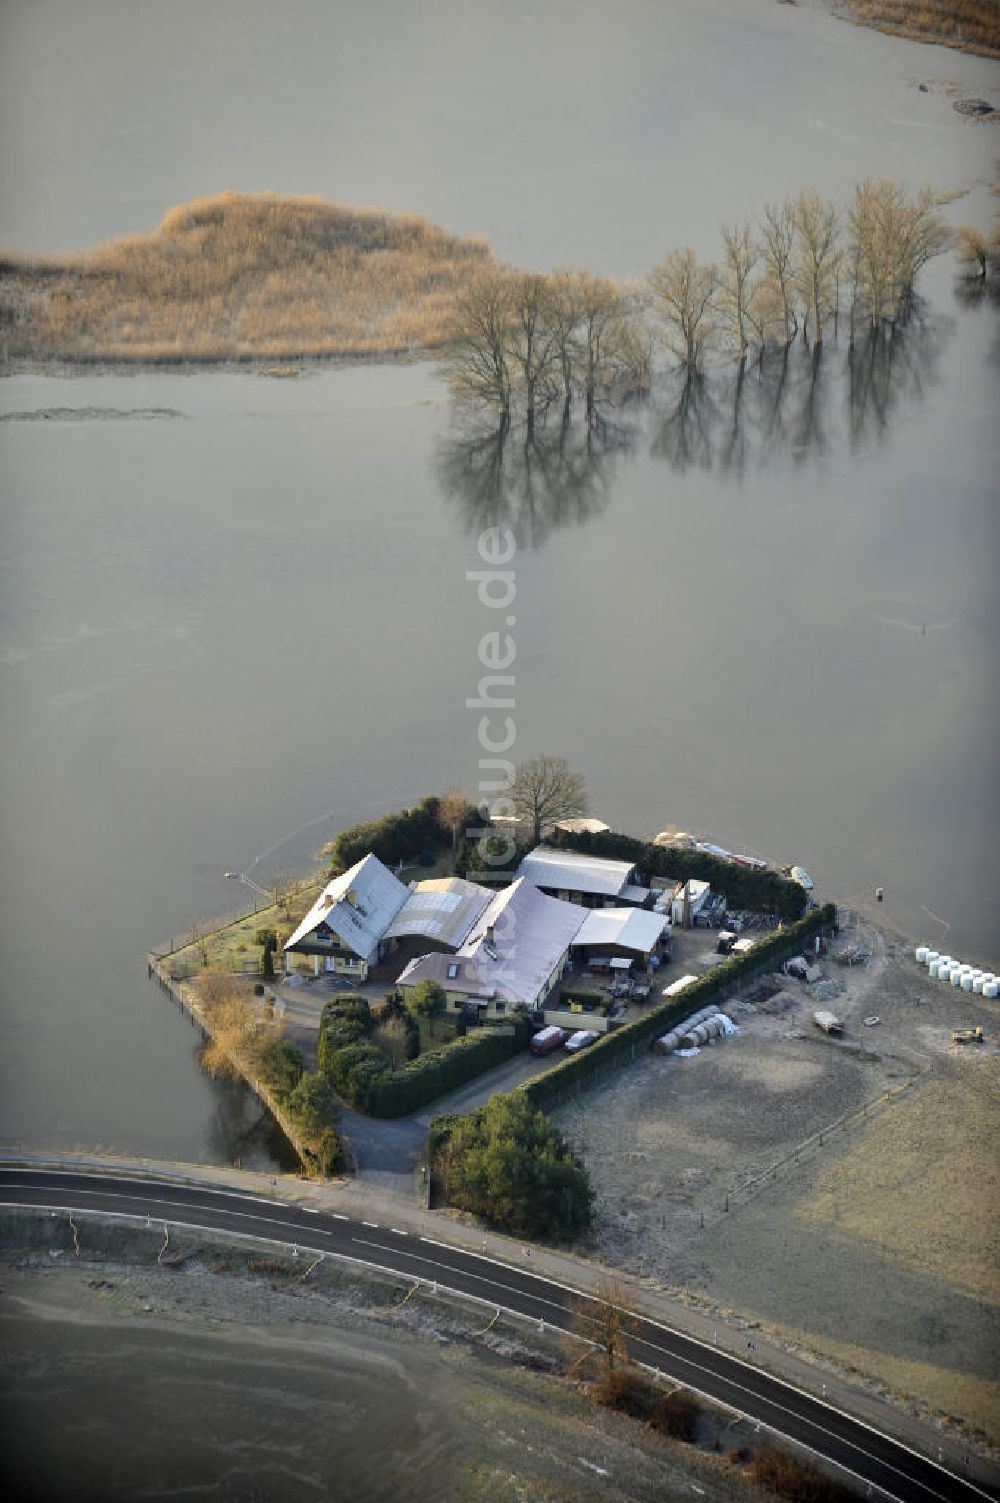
[530,1026,568,1057]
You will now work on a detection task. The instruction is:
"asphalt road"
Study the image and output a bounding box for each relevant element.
[2,1167,993,1503]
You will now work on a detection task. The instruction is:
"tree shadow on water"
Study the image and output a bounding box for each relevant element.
[437,410,636,551]
[650,310,951,481]
[203,1069,299,1173]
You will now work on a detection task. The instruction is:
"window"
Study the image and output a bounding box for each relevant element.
[494,1001,506,1015]
[447,961,459,979]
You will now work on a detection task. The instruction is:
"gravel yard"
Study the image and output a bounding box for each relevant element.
[554,925,1000,1449]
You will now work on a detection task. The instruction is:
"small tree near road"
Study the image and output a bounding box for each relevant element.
[569,1274,638,1378]
[511,755,588,845]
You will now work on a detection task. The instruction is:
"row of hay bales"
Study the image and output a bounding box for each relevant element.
[654,1005,732,1055]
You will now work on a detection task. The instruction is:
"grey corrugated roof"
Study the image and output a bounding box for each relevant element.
[517,845,636,897]
[283,854,409,960]
[384,876,493,948]
[572,907,668,954]
[399,877,587,1007]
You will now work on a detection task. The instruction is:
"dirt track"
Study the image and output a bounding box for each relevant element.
[554,925,1000,1448]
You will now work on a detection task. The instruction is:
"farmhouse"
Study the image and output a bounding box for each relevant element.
[283,854,408,980]
[397,876,586,1020]
[517,845,649,909]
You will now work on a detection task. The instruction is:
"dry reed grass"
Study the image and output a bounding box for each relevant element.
[0,192,493,363]
[840,0,1000,58]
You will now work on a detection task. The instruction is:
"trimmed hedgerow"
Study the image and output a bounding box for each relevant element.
[546,827,809,919]
[318,992,530,1118]
[519,904,836,1110]
[365,1018,531,1117]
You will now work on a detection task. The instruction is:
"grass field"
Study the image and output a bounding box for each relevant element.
[554,928,1000,1448]
[0,192,493,363]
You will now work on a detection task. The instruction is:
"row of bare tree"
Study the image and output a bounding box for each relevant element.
[443,178,953,425]
[442,266,650,434]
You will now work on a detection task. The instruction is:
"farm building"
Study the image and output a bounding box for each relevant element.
[397,877,586,1021]
[570,906,670,966]
[517,845,650,908]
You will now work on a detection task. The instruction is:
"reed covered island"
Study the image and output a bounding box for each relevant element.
[0,193,493,362]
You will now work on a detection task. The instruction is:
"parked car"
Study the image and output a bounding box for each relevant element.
[564,1029,599,1053]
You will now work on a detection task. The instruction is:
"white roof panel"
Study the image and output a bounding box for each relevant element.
[384,876,493,948]
[283,854,409,960]
[572,907,669,955]
[517,845,635,898]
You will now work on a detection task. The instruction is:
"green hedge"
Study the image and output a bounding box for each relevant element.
[319,995,531,1118]
[366,1017,531,1117]
[547,828,809,919]
[327,795,446,872]
[520,904,836,1110]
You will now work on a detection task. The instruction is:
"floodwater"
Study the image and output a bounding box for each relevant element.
[1,1,998,1166]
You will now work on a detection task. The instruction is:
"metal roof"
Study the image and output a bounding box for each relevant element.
[572,907,669,955]
[283,854,409,961]
[383,876,493,948]
[399,877,587,1007]
[552,817,611,835]
[516,845,636,898]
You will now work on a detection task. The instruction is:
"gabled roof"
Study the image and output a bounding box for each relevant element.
[383,876,493,949]
[516,845,636,898]
[283,854,409,960]
[399,877,587,1006]
[572,907,669,955]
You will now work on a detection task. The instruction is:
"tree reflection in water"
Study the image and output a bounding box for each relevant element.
[439,306,952,546]
[437,408,636,550]
[203,1065,299,1173]
[653,303,949,482]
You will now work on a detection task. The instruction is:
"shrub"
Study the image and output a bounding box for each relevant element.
[434,1092,592,1240]
[253,982,265,997]
[317,996,374,1072]
[593,1367,655,1417]
[257,1039,305,1099]
[254,927,278,951]
[648,1389,702,1441]
[748,1445,858,1502]
[328,796,445,871]
[286,1071,339,1137]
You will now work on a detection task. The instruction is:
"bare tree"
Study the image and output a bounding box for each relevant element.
[758,200,798,346]
[719,222,760,365]
[506,272,560,436]
[647,249,719,372]
[955,223,991,279]
[437,786,473,851]
[568,1275,638,1377]
[443,268,515,428]
[511,754,588,845]
[545,267,587,420]
[849,179,949,332]
[791,189,840,346]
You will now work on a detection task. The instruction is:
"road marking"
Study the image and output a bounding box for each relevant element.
[4,1182,987,1503]
[362,1221,379,1229]
[390,1228,408,1236]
